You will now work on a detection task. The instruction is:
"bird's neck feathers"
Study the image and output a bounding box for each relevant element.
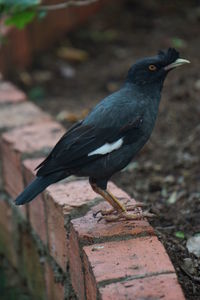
[125,76,165,91]
[121,81,163,119]
[124,80,163,105]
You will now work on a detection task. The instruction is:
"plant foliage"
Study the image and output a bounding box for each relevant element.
[0,0,98,29]
[0,0,41,29]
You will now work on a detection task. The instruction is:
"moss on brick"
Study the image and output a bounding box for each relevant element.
[20,229,46,300]
[0,255,31,300]
[0,198,19,268]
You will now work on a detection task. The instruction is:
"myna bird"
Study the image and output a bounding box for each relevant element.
[15,48,190,221]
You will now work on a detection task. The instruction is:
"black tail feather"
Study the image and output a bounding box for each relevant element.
[15,172,67,205]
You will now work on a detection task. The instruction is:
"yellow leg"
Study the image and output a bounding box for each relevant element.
[91,183,126,212]
[91,183,155,222]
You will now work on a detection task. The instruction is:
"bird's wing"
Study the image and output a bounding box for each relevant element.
[36,115,143,177]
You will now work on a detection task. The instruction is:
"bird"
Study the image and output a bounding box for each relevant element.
[15,48,190,221]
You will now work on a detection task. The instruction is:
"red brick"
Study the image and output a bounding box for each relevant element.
[71,201,154,244]
[83,236,175,299]
[69,226,85,300]
[23,158,48,245]
[47,181,131,274]
[99,273,185,300]
[0,102,50,131]
[46,193,68,271]
[0,81,26,104]
[69,184,154,299]
[1,121,64,198]
[2,121,64,154]
[45,261,64,300]
[1,139,24,198]
[45,180,97,271]
[46,179,97,209]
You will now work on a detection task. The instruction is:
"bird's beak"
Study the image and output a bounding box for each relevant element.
[164,58,190,71]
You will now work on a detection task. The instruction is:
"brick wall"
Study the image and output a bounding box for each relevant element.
[0,81,186,299]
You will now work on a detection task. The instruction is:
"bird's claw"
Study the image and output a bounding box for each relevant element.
[93,199,154,222]
[93,208,116,218]
[93,210,101,218]
[98,210,156,222]
[93,202,149,219]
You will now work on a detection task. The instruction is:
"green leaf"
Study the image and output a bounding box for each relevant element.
[3,0,40,12]
[5,10,36,29]
[175,231,185,239]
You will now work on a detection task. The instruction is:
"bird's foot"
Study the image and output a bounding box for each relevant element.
[93,208,115,218]
[93,202,148,218]
[102,210,156,222]
[126,202,149,210]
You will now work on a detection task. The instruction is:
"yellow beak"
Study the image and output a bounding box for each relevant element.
[164,58,190,71]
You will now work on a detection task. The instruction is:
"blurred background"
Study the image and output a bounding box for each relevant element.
[1,0,200,299]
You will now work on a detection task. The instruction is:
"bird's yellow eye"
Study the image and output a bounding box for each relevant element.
[148,64,157,71]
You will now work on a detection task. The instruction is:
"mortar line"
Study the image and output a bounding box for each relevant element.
[98,270,176,288]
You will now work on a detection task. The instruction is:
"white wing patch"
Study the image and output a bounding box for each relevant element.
[88,138,123,156]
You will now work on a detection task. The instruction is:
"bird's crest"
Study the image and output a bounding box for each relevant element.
[158,48,180,65]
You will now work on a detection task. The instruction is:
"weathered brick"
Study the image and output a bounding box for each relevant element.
[99,273,185,300]
[71,199,154,244]
[23,158,48,245]
[69,183,154,300]
[45,180,97,272]
[0,81,26,104]
[1,137,24,198]
[1,121,64,198]
[2,121,64,154]
[0,101,50,221]
[45,193,68,272]
[69,225,85,300]
[0,102,50,131]
[46,179,97,210]
[83,236,175,299]
[45,261,64,300]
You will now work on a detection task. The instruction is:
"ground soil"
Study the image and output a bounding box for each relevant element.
[11,1,200,299]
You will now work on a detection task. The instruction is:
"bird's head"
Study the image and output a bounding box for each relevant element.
[126,48,190,86]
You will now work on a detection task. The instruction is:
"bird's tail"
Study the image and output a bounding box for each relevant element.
[15,172,66,205]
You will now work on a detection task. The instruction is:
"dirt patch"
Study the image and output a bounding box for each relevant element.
[11,0,200,298]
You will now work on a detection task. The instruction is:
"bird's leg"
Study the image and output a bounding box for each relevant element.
[91,183,155,222]
[91,183,126,216]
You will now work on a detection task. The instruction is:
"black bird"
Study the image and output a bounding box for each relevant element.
[15,48,190,221]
